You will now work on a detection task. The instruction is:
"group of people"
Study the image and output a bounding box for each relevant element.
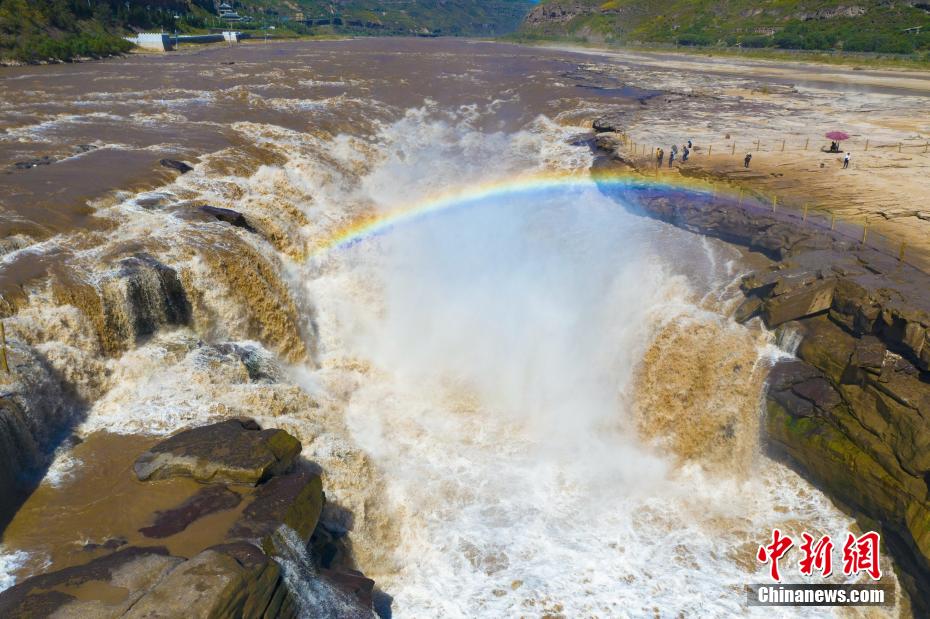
[654,139,851,170]
[656,139,693,168]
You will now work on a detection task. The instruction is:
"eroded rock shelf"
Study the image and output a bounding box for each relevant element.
[594,123,930,613]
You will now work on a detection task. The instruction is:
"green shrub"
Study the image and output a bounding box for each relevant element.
[844,33,915,54]
[741,35,772,48]
[678,32,713,46]
[774,32,803,49]
[13,32,131,62]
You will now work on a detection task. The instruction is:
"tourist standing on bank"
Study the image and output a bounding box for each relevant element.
[744,152,752,168]
[657,148,664,167]
[844,152,851,169]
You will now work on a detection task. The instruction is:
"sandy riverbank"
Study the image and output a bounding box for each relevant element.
[542,44,930,271]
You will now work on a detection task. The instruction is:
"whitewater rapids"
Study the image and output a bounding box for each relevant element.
[0,40,900,617]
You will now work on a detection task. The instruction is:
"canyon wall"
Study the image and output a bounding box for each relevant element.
[593,128,930,613]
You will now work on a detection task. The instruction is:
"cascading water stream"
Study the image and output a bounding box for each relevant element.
[0,48,901,616]
[295,109,898,616]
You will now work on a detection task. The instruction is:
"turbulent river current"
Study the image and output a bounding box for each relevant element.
[0,39,899,617]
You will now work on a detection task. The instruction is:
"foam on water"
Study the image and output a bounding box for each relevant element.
[0,91,900,614]
[295,109,899,616]
[0,548,31,591]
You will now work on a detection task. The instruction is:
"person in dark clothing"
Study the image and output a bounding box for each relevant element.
[669,150,676,167]
[657,148,664,167]
[682,146,690,162]
[744,152,752,168]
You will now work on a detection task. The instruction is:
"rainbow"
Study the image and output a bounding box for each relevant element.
[312,168,739,257]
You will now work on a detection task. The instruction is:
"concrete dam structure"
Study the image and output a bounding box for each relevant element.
[125,31,246,52]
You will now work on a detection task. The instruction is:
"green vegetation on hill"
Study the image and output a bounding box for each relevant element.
[1,0,134,63]
[518,0,930,58]
[0,0,534,64]
[248,0,533,36]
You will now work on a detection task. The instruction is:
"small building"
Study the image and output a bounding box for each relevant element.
[218,2,244,21]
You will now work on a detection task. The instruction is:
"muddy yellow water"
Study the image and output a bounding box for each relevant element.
[1,432,251,581]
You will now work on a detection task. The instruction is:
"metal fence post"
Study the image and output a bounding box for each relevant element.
[0,322,8,374]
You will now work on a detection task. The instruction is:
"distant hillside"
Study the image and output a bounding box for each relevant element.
[256,1,534,36]
[518,0,930,55]
[0,0,534,64]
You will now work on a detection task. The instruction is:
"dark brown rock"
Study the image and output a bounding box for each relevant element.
[0,343,80,529]
[1,542,300,619]
[734,296,763,323]
[159,158,194,174]
[762,278,835,327]
[795,315,856,384]
[139,485,242,538]
[122,542,296,619]
[199,206,255,232]
[593,114,626,133]
[320,567,376,611]
[0,546,182,618]
[133,419,301,485]
[228,469,324,555]
[13,156,54,170]
[101,253,191,353]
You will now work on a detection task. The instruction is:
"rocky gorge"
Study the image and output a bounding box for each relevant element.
[593,118,930,613]
[2,38,926,616]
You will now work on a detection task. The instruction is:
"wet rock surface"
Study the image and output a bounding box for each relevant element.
[100,254,191,354]
[199,205,255,232]
[0,342,82,528]
[12,157,54,170]
[592,130,930,612]
[159,159,194,174]
[228,469,324,554]
[0,546,183,618]
[0,421,377,618]
[133,419,301,485]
